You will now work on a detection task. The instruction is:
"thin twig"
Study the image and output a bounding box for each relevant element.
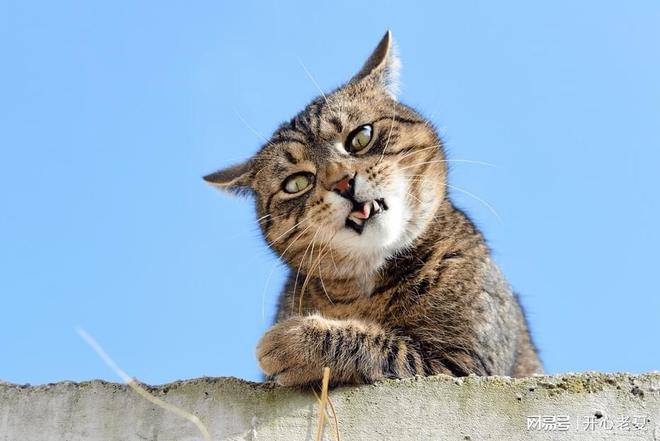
[326,395,341,441]
[312,388,341,441]
[315,367,331,441]
[76,327,212,441]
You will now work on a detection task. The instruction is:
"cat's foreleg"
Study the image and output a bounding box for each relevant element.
[256,314,424,386]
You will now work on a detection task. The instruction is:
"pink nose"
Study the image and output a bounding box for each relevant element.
[333,176,352,192]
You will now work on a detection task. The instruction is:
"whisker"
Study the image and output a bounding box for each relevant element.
[280,222,314,259]
[318,264,332,305]
[397,144,442,161]
[292,228,320,315]
[255,213,275,223]
[329,248,339,273]
[260,222,314,319]
[309,234,337,306]
[299,235,320,314]
[297,58,330,106]
[446,184,502,222]
[399,158,497,171]
[405,175,502,222]
[406,190,423,204]
[256,212,290,226]
[261,263,280,324]
[258,224,314,323]
[298,233,337,314]
[337,96,345,125]
[270,217,309,246]
[299,230,335,313]
[297,58,343,120]
[439,159,498,167]
[378,101,397,164]
[234,108,276,148]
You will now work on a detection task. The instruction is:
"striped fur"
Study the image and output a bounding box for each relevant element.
[205,31,543,386]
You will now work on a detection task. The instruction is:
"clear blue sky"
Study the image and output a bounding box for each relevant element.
[1,1,658,385]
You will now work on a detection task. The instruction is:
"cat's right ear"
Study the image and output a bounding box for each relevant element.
[350,30,401,99]
[203,160,254,195]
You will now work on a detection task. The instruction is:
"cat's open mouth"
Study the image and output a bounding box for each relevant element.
[345,198,388,234]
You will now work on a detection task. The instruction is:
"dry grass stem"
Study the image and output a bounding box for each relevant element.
[315,367,331,441]
[76,327,212,441]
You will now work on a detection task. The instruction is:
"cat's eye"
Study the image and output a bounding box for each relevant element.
[347,124,373,152]
[283,173,314,194]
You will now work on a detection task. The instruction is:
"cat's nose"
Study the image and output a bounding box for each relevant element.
[322,162,352,190]
[332,175,356,199]
[334,176,352,192]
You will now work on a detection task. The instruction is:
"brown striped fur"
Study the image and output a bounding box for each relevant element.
[205,31,543,386]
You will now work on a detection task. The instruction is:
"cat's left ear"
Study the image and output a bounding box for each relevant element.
[350,30,401,100]
[203,160,254,195]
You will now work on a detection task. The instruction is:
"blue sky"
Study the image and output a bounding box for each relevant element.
[1,1,658,385]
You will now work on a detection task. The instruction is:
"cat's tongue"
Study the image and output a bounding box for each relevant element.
[350,202,372,220]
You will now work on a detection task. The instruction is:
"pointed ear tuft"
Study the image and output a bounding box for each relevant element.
[351,30,401,99]
[203,160,254,196]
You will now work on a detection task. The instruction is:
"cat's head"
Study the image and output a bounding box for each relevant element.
[205,31,447,279]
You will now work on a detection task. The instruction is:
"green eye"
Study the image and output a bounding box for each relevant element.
[283,173,313,194]
[348,124,373,152]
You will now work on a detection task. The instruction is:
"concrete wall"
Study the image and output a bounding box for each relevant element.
[1,373,659,440]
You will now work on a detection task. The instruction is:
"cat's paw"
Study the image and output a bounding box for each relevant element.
[256,315,328,386]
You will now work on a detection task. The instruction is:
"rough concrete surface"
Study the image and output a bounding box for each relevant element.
[1,373,659,440]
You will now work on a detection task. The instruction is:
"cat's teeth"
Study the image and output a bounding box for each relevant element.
[349,216,364,225]
[372,200,381,213]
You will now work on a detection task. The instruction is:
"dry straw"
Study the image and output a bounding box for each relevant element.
[314,367,341,441]
[76,327,212,441]
[78,327,341,441]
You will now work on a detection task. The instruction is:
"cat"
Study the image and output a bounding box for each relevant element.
[204,31,543,386]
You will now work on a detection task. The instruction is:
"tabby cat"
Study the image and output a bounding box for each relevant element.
[205,31,543,386]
